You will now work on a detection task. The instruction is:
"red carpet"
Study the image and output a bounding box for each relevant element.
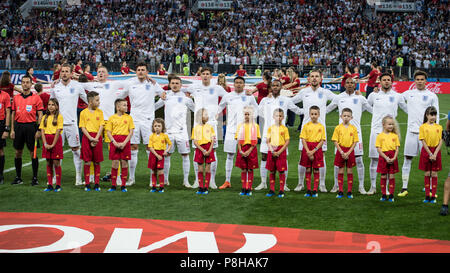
[0,212,449,253]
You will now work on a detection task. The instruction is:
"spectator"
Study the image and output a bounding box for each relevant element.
[233,65,249,77]
[0,71,21,97]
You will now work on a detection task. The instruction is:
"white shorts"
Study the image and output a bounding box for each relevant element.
[61,124,80,148]
[354,141,364,156]
[369,131,380,158]
[404,130,421,157]
[131,120,152,145]
[223,131,237,153]
[260,136,269,154]
[168,133,190,154]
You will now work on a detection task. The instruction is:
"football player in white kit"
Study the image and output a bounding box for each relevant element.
[155,76,195,188]
[119,62,165,186]
[185,67,227,189]
[255,79,303,191]
[291,69,337,192]
[78,65,134,183]
[326,77,373,194]
[50,63,88,185]
[216,76,258,189]
[367,72,407,195]
[399,70,439,197]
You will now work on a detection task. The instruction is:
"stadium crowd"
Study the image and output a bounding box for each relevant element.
[0,0,448,71]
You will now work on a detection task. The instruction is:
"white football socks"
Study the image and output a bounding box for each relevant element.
[298,165,306,187]
[319,158,326,187]
[164,154,171,183]
[333,165,339,188]
[401,157,412,189]
[369,158,378,189]
[130,150,138,181]
[210,151,217,186]
[182,155,190,183]
[72,149,82,176]
[225,153,234,183]
[260,160,267,186]
[356,156,365,190]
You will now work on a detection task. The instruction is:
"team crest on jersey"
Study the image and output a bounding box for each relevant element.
[423,95,428,101]
[178,97,183,103]
[25,105,32,112]
[70,88,75,94]
[146,85,150,91]
[104,83,110,90]
[389,96,394,103]
[353,98,358,104]
[209,88,215,95]
[279,101,284,107]
[241,96,247,102]
[318,92,323,99]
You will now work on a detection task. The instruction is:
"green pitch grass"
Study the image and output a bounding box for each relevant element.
[0,94,449,242]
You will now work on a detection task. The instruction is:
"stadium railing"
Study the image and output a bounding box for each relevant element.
[1,60,449,80]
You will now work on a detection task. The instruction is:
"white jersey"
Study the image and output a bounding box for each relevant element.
[50,80,88,125]
[402,88,439,133]
[367,89,407,133]
[155,91,195,138]
[121,77,164,123]
[291,86,337,129]
[218,91,258,138]
[80,81,126,120]
[185,82,227,128]
[326,92,373,133]
[258,95,302,138]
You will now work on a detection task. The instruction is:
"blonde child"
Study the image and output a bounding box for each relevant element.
[419,106,443,203]
[148,118,172,193]
[105,99,134,192]
[331,108,359,199]
[265,108,290,198]
[235,106,260,196]
[79,91,105,192]
[375,115,401,202]
[40,98,64,192]
[192,108,216,195]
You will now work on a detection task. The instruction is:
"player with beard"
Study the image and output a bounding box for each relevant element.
[366,73,407,195]
[50,64,88,185]
[292,69,337,193]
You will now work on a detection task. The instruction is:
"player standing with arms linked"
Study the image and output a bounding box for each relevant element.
[399,71,439,197]
[50,64,88,186]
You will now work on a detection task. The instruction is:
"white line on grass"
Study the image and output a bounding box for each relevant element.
[4,149,72,174]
